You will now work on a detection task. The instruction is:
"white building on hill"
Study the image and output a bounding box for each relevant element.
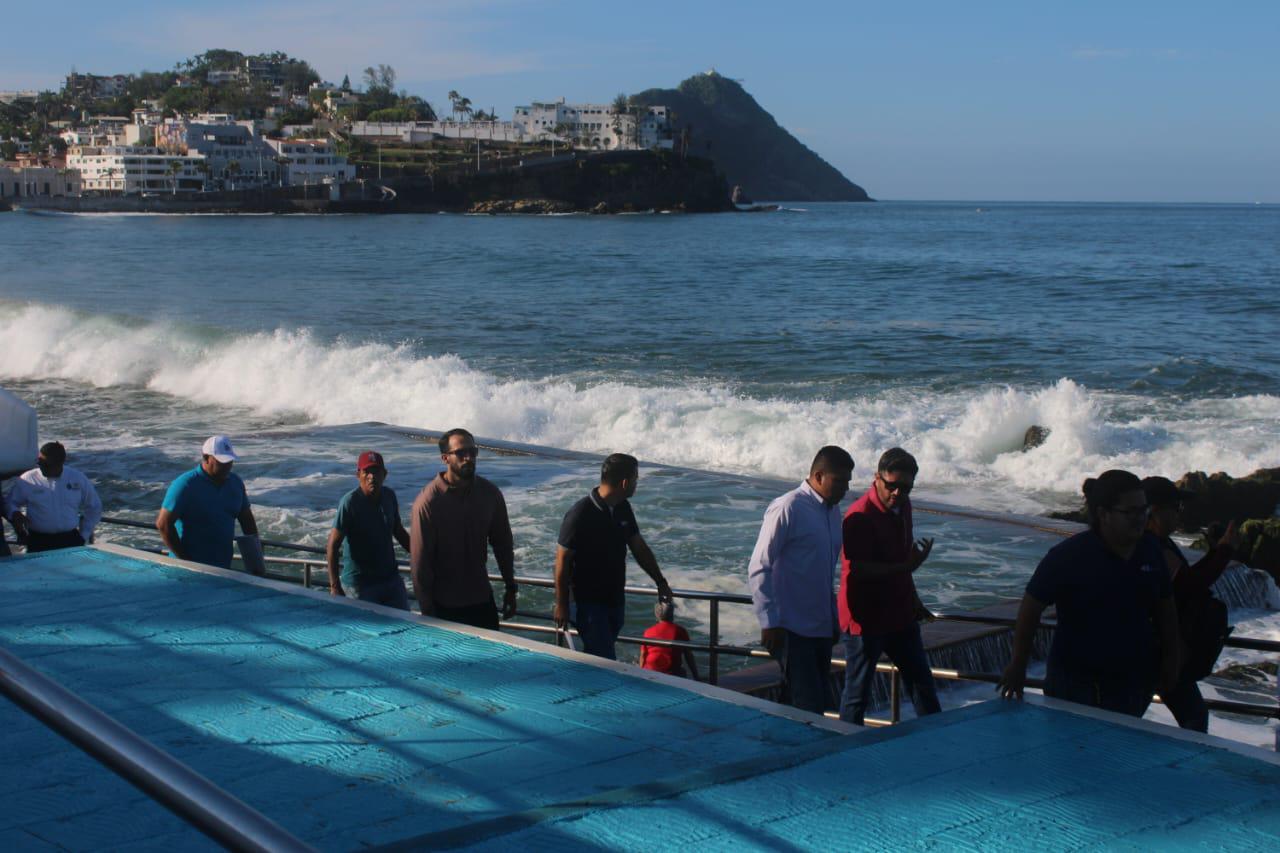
[66,146,207,193]
[512,100,672,150]
[349,99,673,151]
[263,138,355,186]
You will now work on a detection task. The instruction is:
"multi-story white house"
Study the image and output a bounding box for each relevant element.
[66,146,208,193]
[349,120,528,144]
[156,115,279,187]
[263,138,355,186]
[512,100,672,150]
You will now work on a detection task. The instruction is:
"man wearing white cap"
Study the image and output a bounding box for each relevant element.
[156,435,259,570]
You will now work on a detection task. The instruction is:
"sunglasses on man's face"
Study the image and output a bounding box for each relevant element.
[445,447,478,459]
[878,474,913,494]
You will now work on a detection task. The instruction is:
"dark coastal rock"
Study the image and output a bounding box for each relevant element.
[1049,466,1280,531]
[590,201,611,215]
[1194,518,1280,577]
[1022,425,1051,451]
[1175,467,1280,531]
[1238,518,1280,575]
[468,198,573,215]
[1047,507,1089,524]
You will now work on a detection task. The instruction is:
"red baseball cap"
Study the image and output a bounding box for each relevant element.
[357,450,385,471]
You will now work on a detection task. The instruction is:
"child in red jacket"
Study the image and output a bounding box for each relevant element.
[640,600,699,680]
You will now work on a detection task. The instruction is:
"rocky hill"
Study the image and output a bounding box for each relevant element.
[632,72,871,202]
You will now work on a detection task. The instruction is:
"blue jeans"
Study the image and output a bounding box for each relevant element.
[573,602,626,660]
[768,631,834,715]
[840,624,941,725]
[353,574,410,611]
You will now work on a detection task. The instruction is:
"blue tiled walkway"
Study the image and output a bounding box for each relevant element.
[3,546,1279,851]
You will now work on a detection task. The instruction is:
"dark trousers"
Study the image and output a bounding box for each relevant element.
[354,575,410,611]
[26,529,85,553]
[840,624,941,725]
[433,596,499,631]
[1162,676,1210,733]
[1044,662,1154,718]
[768,630,834,715]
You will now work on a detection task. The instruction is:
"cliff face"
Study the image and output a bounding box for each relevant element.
[632,72,872,202]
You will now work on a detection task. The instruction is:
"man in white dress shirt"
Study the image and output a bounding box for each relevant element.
[748,445,854,714]
[6,442,102,552]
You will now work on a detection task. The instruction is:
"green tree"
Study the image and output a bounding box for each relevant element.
[167,160,183,195]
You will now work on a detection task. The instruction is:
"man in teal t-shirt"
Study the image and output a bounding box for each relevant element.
[326,450,412,609]
[156,435,259,570]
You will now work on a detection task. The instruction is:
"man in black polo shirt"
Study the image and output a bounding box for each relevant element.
[554,453,674,660]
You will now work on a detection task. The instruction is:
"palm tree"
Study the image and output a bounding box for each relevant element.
[103,166,118,192]
[226,159,241,190]
[167,160,183,195]
[458,97,472,122]
[447,90,460,122]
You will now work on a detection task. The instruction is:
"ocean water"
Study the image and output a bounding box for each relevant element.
[2,202,1279,741]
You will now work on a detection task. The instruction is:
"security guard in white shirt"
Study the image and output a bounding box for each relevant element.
[6,442,103,552]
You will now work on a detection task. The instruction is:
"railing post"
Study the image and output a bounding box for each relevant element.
[890,667,901,724]
[709,599,720,686]
[303,563,312,589]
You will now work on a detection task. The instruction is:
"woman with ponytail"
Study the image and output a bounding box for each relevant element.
[998,470,1179,717]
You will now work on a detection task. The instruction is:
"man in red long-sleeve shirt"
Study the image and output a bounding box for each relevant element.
[1143,476,1239,732]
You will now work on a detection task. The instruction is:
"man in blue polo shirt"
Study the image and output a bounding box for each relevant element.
[156,435,259,570]
[326,450,412,609]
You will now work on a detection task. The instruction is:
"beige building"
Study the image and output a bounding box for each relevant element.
[0,164,81,199]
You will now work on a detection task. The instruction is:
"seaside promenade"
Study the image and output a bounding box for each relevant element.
[3,544,1279,850]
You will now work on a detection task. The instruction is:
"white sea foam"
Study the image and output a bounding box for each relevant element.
[4,302,1278,514]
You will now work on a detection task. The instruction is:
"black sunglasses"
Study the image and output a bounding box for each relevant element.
[878,474,913,494]
[445,447,479,459]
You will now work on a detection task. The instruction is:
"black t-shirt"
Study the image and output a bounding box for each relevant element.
[558,489,639,606]
[1027,529,1171,678]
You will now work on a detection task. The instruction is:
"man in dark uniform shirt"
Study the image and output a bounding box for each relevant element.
[554,453,673,659]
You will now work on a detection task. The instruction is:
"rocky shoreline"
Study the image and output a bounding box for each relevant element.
[1050,466,1280,576]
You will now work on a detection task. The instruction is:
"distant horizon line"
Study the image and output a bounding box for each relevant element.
[787,198,1279,206]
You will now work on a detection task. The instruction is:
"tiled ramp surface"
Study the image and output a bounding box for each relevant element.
[0,547,834,850]
[3,546,1280,851]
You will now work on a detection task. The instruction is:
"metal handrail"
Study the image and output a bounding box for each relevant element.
[0,647,314,852]
[81,517,1280,722]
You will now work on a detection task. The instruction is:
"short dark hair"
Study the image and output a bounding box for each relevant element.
[810,445,854,475]
[1082,469,1144,528]
[438,428,474,454]
[39,441,66,464]
[877,447,918,476]
[601,453,639,486]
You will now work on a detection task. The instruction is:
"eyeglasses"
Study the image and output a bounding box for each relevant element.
[1106,504,1150,519]
[445,447,478,459]
[878,474,913,494]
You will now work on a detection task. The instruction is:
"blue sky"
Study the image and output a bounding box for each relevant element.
[3,0,1277,202]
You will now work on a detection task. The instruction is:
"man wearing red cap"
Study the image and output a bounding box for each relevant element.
[326,450,412,609]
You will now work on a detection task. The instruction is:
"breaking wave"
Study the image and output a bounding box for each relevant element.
[4,302,1278,514]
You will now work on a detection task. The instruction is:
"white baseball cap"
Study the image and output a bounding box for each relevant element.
[202,435,239,463]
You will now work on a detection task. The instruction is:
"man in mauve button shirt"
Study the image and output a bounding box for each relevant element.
[748,445,854,715]
[838,447,941,725]
[410,428,517,630]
